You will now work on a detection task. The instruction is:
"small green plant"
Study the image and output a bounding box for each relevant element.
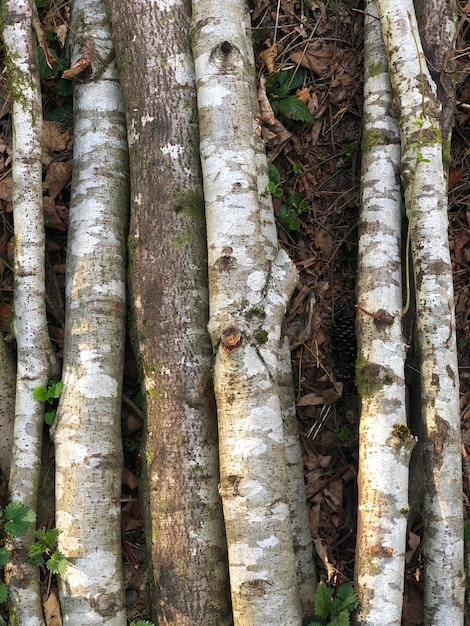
[28,528,67,575]
[265,69,315,123]
[303,581,360,626]
[130,621,155,626]
[464,519,470,596]
[34,379,64,425]
[279,192,309,231]
[265,163,310,231]
[0,502,66,610]
[337,425,350,443]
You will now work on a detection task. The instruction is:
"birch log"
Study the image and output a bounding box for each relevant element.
[51,0,128,621]
[3,0,56,621]
[354,3,415,623]
[191,0,314,621]
[377,1,465,622]
[105,0,232,623]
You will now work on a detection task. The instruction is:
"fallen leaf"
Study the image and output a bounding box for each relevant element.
[43,590,62,626]
[0,176,12,203]
[44,161,73,200]
[259,41,277,73]
[43,122,72,165]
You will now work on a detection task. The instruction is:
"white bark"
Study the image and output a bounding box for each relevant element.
[192,0,313,621]
[254,57,316,616]
[354,3,414,623]
[51,0,127,622]
[3,0,56,621]
[377,1,465,622]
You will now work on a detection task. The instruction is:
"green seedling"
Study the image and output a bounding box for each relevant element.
[303,581,360,626]
[28,528,67,575]
[337,425,350,443]
[265,162,283,197]
[265,69,315,123]
[279,193,309,231]
[265,163,310,231]
[0,502,66,616]
[464,520,470,596]
[34,379,64,425]
[130,621,155,626]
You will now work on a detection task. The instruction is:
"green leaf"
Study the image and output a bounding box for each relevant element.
[0,548,10,569]
[277,69,304,94]
[329,612,351,626]
[44,410,56,425]
[46,104,74,129]
[56,78,73,97]
[279,204,299,230]
[33,527,61,551]
[0,582,7,604]
[278,96,315,123]
[292,162,303,176]
[267,162,281,186]
[314,582,335,618]
[46,551,68,575]
[33,386,48,402]
[37,46,62,80]
[334,583,360,614]
[28,542,45,567]
[46,381,64,400]
[130,622,155,626]
[4,502,36,537]
[464,519,470,542]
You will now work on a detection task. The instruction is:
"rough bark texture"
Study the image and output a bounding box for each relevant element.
[106,0,232,624]
[3,0,56,621]
[377,1,465,622]
[354,3,415,623]
[413,0,456,148]
[191,0,314,621]
[51,0,128,622]
[0,334,15,480]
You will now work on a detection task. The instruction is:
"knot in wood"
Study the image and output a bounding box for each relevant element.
[221,327,242,353]
[221,41,232,54]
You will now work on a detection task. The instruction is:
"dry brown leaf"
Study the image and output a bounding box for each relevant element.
[0,176,12,202]
[405,531,421,565]
[0,303,12,334]
[315,227,335,258]
[263,119,292,161]
[43,197,68,231]
[290,42,336,76]
[314,538,336,582]
[298,392,323,407]
[43,591,62,626]
[44,161,73,200]
[321,384,343,404]
[122,467,139,490]
[43,122,72,164]
[259,41,278,73]
[258,75,276,125]
[324,480,343,510]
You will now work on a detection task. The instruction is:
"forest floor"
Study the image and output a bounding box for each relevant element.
[0,0,470,624]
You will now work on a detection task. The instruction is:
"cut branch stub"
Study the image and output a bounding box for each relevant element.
[221,327,243,353]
